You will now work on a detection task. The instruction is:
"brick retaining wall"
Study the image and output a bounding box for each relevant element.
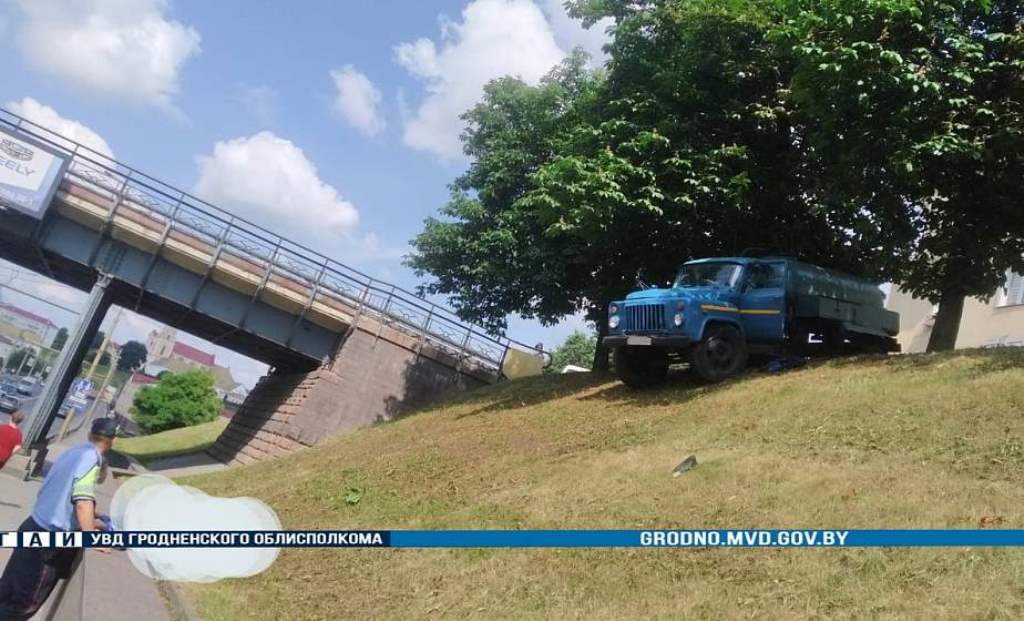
[209,318,493,464]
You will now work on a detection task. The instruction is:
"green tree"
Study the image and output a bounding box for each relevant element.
[546,330,598,373]
[85,331,109,368]
[407,51,601,338]
[409,1,889,369]
[4,348,32,373]
[780,0,1024,350]
[51,327,68,351]
[131,370,222,434]
[117,340,148,372]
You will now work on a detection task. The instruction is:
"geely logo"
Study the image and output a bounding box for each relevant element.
[0,138,34,161]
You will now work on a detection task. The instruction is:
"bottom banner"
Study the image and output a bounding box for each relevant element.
[8,529,1024,549]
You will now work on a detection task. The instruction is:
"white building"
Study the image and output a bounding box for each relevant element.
[887,271,1024,353]
[0,303,58,347]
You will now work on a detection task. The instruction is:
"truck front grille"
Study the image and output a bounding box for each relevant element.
[624,304,665,332]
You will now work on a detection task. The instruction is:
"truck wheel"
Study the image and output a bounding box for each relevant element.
[613,346,669,389]
[689,324,748,382]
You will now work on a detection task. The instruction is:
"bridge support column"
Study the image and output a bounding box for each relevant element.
[209,322,494,464]
[22,274,112,449]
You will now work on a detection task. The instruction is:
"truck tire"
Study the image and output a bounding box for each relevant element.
[613,346,669,389]
[689,324,748,383]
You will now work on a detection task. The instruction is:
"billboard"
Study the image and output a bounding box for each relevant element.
[0,126,69,219]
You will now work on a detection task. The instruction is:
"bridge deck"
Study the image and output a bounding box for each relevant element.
[0,110,546,381]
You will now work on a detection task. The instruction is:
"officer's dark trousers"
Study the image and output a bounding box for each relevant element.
[0,516,78,621]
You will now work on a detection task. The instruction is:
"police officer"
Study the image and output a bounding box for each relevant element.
[0,417,118,620]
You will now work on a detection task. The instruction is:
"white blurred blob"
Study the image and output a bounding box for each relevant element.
[110,474,281,582]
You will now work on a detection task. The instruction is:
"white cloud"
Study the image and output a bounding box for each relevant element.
[394,0,566,159]
[11,0,201,109]
[330,65,386,137]
[4,97,115,160]
[193,132,359,240]
[539,0,612,63]
[395,39,441,80]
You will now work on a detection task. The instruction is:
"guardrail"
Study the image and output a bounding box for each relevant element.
[0,109,548,378]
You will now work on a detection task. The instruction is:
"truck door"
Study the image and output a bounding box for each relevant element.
[739,262,786,342]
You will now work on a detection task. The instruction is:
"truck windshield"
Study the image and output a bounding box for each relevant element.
[674,263,742,288]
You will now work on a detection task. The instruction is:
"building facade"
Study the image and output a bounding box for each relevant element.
[147,326,217,369]
[886,272,1024,353]
[0,303,57,347]
[143,325,242,396]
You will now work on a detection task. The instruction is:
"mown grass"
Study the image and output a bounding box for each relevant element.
[115,418,228,465]
[183,350,1024,620]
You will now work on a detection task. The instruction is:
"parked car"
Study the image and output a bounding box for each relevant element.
[0,383,21,413]
[16,377,36,395]
[604,254,900,387]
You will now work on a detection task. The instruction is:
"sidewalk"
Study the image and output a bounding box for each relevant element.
[0,447,171,621]
[143,450,228,478]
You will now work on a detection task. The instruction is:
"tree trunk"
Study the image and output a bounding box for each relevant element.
[926,291,966,352]
[592,305,610,372]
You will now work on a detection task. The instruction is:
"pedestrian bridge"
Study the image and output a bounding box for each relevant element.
[0,109,546,460]
[0,109,541,377]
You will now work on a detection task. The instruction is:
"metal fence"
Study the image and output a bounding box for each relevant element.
[0,109,546,378]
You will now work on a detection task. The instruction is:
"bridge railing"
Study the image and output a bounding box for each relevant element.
[1,109,549,377]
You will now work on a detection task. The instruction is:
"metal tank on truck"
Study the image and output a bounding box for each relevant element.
[603,255,900,387]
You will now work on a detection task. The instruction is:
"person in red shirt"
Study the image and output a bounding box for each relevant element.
[0,410,24,468]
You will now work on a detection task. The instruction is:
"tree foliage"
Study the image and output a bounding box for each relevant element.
[51,327,68,351]
[408,0,1022,361]
[85,331,110,368]
[131,370,222,434]
[546,330,598,373]
[4,348,32,373]
[407,51,602,336]
[781,0,1024,350]
[117,340,148,373]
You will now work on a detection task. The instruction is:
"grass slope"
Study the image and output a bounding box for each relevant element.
[184,350,1024,620]
[116,418,228,465]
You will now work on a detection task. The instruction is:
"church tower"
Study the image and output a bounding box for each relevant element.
[146,326,177,359]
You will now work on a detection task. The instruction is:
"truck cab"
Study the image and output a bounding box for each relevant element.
[604,257,898,387]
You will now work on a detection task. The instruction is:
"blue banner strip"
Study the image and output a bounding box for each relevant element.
[389,529,1024,548]
[16,529,1024,549]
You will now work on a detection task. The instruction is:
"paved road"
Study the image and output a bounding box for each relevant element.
[0,374,41,419]
[0,375,100,441]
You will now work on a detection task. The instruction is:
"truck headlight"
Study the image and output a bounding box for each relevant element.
[609,315,620,329]
[673,313,684,326]
[609,303,619,315]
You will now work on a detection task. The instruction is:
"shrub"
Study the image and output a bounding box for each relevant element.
[132,370,221,434]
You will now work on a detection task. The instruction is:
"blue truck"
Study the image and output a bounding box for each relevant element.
[603,256,900,387]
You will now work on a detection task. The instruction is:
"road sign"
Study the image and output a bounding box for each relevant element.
[71,378,93,397]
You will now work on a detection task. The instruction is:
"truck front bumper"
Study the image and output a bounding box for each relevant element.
[603,335,692,348]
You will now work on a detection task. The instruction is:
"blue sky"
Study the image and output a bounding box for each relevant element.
[0,0,611,385]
